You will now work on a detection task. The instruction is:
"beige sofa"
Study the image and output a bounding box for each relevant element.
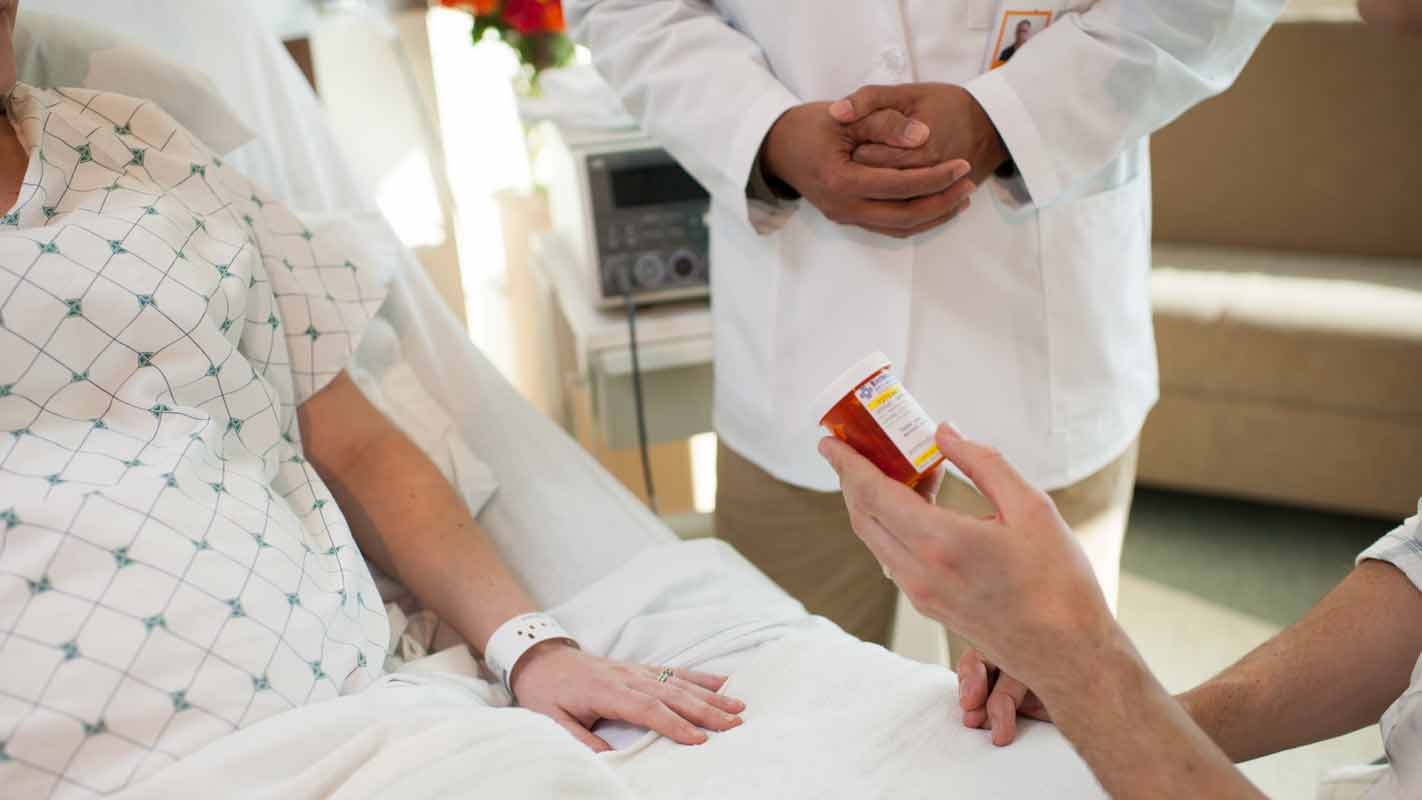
[1142,18,1422,519]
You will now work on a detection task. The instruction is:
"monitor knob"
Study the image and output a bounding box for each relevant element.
[670,249,699,280]
[634,253,666,288]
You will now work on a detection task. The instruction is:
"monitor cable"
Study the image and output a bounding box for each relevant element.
[619,264,658,515]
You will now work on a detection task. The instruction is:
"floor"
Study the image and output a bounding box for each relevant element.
[1117,489,1390,799]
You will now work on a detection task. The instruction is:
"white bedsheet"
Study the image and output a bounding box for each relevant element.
[117,539,1104,799]
[609,631,1105,799]
[113,671,637,800]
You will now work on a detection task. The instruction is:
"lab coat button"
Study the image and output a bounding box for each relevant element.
[882,49,906,72]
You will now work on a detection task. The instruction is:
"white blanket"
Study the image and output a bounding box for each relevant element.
[609,630,1104,799]
[116,540,1104,799]
[112,671,636,800]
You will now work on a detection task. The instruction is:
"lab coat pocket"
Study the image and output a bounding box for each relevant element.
[1039,172,1155,437]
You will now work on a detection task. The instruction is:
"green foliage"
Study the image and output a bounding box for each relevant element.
[467,11,573,75]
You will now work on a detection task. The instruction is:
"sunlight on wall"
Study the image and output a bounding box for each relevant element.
[376,149,446,249]
[312,13,447,250]
[690,432,719,514]
[426,8,532,309]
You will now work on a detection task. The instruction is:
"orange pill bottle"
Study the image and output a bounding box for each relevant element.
[814,352,946,487]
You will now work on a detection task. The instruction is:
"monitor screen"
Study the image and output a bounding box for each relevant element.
[610,162,709,208]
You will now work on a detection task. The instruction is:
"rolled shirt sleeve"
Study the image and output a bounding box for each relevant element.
[568,0,802,234]
[1358,499,1422,593]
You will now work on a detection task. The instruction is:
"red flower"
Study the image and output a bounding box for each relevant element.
[503,0,563,33]
[543,3,565,33]
[437,0,498,14]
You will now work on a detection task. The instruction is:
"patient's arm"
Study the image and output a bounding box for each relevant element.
[300,372,536,649]
[299,372,744,749]
[1179,560,1422,762]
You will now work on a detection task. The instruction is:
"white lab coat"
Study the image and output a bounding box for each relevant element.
[568,0,1281,492]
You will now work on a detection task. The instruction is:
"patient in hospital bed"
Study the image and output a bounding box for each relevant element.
[0,4,1103,798]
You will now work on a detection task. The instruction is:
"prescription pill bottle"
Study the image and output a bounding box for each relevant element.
[814,351,945,487]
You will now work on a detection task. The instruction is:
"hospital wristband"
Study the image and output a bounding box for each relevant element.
[483,612,578,697]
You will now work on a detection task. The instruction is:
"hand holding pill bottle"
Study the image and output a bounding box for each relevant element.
[814,352,946,487]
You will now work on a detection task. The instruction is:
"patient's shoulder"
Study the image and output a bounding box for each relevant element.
[38,83,262,195]
[7,83,273,228]
[40,85,217,165]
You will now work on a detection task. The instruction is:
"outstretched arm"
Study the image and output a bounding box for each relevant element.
[297,371,744,750]
[955,509,1422,767]
[821,425,1262,798]
[1041,629,1264,800]
[1180,559,1422,762]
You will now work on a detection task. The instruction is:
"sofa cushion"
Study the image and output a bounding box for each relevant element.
[1139,390,1422,518]
[1151,243,1422,419]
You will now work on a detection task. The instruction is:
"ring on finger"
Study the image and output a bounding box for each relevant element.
[656,667,674,684]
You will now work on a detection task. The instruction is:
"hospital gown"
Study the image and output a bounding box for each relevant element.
[1341,499,1422,799]
[0,83,389,798]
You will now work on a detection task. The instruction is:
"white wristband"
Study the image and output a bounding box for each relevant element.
[483,612,578,696]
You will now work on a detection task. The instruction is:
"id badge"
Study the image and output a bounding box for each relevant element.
[984,2,1057,71]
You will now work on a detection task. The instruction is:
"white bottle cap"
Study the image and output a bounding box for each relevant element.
[811,351,892,425]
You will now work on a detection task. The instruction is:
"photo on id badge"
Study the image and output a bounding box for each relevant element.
[988,9,1052,70]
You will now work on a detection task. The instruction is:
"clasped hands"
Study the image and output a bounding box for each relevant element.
[761,83,1009,238]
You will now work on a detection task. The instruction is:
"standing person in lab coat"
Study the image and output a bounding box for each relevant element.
[998,19,1033,64]
[567,1,1281,647]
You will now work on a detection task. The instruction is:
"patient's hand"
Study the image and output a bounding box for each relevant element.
[510,642,745,751]
[957,648,1050,746]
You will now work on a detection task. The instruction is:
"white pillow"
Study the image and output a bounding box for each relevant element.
[13,10,255,155]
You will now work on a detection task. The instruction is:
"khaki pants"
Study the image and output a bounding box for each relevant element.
[714,439,1139,651]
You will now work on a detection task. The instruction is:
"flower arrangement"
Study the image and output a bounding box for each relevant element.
[437,0,574,89]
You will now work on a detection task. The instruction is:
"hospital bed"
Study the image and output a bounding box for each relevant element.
[20,3,1106,796]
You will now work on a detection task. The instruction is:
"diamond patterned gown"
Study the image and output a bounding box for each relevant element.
[0,84,390,797]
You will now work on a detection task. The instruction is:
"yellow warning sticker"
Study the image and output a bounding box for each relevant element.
[913,445,942,468]
[866,387,900,411]
[856,370,941,475]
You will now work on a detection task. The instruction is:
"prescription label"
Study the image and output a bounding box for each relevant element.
[854,371,941,474]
